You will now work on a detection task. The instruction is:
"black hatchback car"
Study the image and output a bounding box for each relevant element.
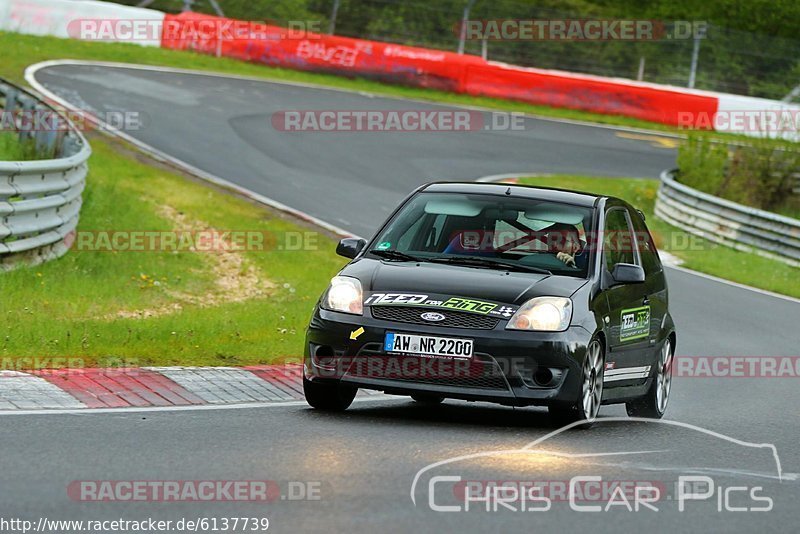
[304,182,676,425]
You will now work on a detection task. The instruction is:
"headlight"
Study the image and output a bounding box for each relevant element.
[506,297,572,331]
[323,276,363,315]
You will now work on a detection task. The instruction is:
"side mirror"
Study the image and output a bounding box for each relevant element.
[611,263,645,285]
[336,237,367,259]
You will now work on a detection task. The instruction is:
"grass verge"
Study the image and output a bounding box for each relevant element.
[0,136,345,368]
[518,175,799,299]
[0,30,679,132]
[0,133,19,160]
[0,132,53,161]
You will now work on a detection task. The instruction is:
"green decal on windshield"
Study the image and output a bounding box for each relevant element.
[620,306,650,342]
[376,242,392,250]
[441,297,498,315]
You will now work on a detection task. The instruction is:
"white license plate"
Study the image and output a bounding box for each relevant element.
[384,332,474,359]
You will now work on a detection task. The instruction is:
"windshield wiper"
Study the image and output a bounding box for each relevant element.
[369,249,423,262]
[428,256,551,275]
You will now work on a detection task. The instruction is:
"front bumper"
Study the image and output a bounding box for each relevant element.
[304,307,593,407]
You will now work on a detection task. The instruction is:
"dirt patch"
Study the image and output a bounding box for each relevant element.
[111,204,274,320]
[93,132,345,241]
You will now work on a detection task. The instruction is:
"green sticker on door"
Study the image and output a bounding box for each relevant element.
[620,306,650,342]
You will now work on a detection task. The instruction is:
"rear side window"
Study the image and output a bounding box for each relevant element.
[629,210,663,276]
[603,208,636,271]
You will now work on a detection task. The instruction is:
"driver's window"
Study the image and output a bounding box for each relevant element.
[604,209,636,271]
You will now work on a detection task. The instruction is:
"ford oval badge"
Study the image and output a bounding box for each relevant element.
[421,312,446,322]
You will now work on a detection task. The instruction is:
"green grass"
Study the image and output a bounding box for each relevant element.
[0,133,19,160]
[0,132,54,161]
[517,175,799,299]
[677,134,800,220]
[0,31,680,132]
[0,138,346,368]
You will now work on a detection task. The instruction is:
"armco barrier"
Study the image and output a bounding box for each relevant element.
[0,79,90,270]
[160,12,718,129]
[655,169,800,266]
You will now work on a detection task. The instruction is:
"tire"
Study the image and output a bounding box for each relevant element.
[303,376,357,411]
[626,338,674,419]
[410,394,444,405]
[548,338,605,429]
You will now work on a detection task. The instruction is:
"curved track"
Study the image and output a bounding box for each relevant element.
[3,62,797,532]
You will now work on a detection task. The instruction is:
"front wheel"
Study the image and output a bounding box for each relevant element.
[303,377,357,411]
[626,338,674,419]
[549,338,604,428]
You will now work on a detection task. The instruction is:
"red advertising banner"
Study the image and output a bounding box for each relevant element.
[463,63,718,126]
[161,12,718,127]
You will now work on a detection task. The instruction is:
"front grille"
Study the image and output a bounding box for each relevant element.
[344,345,509,390]
[369,306,500,330]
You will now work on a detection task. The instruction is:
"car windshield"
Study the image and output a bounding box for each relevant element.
[369,191,595,278]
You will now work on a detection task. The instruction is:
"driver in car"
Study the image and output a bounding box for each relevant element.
[553,226,585,268]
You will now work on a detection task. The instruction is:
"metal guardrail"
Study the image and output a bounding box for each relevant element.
[655,169,800,267]
[0,78,90,270]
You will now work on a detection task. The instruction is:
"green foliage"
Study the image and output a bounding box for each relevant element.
[0,132,57,161]
[676,134,730,196]
[725,140,800,215]
[678,134,800,218]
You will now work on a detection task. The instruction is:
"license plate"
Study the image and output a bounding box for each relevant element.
[384,332,474,359]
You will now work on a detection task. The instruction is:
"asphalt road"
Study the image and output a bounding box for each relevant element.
[2,62,797,533]
[33,63,676,238]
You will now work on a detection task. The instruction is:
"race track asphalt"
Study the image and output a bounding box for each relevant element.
[1,62,796,533]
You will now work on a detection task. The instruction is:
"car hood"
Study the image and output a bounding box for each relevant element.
[342,258,588,305]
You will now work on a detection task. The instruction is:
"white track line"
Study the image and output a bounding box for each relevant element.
[0,394,396,416]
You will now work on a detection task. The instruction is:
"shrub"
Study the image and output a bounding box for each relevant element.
[677,134,800,218]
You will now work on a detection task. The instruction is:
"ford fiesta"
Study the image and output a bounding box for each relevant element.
[303,182,676,425]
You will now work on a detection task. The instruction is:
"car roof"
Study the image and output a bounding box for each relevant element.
[421,181,607,208]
